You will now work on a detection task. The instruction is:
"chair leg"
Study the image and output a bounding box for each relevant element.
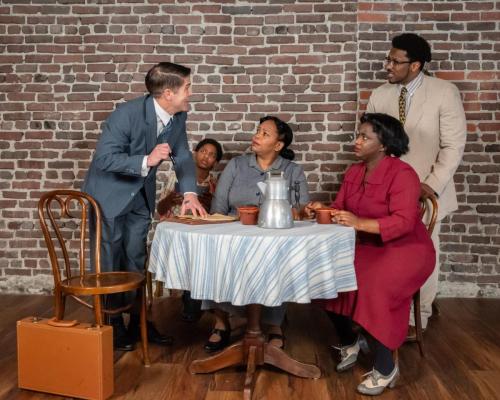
[94,295,104,326]
[414,291,425,357]
[139,286,151,367]
[432,300,441,317]
[393,348,399,367]
[146,271,153,310]
[54,289,65,320]
[154,281,164,298]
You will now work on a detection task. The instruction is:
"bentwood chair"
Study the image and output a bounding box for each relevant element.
[394,194,438,367]
[394,193,438,366]
[411,193,439,357]
[38,190,150,366]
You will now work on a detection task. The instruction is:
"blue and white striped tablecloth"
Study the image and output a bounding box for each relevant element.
[149,221,357,307]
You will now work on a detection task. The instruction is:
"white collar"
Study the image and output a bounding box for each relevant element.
[153,98,172,126]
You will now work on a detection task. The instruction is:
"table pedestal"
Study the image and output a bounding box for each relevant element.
[189,304,320,400]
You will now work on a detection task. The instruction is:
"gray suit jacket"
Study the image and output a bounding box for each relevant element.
[82,95,197,218]
[367,75,466,219]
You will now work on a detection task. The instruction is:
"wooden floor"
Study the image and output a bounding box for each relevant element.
[1,294,499,400]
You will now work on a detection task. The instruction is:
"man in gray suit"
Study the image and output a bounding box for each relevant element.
[367,34,466,339]
[83,62,207,350]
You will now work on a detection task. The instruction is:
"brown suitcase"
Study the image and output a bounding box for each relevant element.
[17,317,114,400]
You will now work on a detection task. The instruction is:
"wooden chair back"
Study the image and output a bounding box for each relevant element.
[38,190,102,287]
[420,193,438,236]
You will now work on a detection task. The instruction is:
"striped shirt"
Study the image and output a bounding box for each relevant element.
[398,72,424,116]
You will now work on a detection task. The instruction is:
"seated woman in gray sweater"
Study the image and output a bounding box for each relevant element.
[204,115,310,353]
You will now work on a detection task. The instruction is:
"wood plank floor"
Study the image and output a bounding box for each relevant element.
[1,294,499,400]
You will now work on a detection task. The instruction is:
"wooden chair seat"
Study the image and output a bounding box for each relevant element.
[61,272,145,296]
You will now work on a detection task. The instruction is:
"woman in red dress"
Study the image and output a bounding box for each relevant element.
[305,113,435,395]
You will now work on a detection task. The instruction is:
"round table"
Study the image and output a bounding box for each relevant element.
[149,220,357,399]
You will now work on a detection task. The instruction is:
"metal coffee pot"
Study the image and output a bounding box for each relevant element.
[256,171,293,229]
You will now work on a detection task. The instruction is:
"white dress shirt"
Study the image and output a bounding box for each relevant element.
[142,99,196,197]
[141,99,173,177]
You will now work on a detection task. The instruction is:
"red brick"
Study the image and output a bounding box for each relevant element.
[297,55,326,64]
[172,15,201,24]
[434,71,465,80]
[358,13,388,22]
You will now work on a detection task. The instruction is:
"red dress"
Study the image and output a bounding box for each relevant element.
[324,156,435,350]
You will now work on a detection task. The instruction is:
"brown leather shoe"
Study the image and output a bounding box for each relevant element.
[405,325,426,342]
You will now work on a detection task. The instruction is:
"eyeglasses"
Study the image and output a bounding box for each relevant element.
[383,57,412,67]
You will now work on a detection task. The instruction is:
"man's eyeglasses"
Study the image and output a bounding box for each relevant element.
[383,57,412,67]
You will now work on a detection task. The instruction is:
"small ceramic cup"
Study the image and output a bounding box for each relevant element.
[316,208,334,224]
[238,206,259,225]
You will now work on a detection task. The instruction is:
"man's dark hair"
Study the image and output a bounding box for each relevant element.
[145,62,191,97]
[360,113,409,157]
[195,138,223,162]
[259,115,295,160]
[392,33,431,71]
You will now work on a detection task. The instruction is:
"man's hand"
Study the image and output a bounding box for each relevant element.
[420,183,436,200]
[180,193,208,218]
[147,143,172,167]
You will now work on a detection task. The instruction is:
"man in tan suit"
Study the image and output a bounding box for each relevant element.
[366,33,467,336]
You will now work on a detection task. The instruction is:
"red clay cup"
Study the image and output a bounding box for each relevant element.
[316,208,334,224]
[238,206,259,225]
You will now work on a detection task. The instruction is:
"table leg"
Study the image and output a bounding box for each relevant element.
[189,342,245,373]
[243,346,257,400]
[189,303,321,398]
[263,343,320,378]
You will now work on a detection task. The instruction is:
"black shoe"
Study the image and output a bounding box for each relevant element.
[111,317,135,352]
[129,316,174,346]
[204,328,230,353]
[181,291,202,323]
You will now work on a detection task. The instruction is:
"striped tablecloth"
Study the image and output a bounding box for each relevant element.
[149,221,357,307]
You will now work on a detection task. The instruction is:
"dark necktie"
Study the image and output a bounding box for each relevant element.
[399,87,407,125]
[157,117,173,144]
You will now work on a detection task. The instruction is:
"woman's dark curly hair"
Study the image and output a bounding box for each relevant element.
[195,138,223,162]
[360,113,409,157]
[259,115,295,160]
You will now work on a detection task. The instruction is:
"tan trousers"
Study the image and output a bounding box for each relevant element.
[410,219,441,329]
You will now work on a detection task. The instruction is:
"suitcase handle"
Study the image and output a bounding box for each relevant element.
[47,317,79,328]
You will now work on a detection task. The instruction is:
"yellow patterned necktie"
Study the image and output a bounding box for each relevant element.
[399,86,407,125]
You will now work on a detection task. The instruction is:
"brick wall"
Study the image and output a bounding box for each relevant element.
[0,1,498,297]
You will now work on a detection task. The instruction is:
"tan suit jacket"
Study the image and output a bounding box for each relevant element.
[367,75,466,219]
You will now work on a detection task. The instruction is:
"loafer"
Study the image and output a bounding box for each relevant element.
[129,318,174,346]
[145,321,174,345]
[204,328,230,353]
[357,366,399,396]
[114,334,135,352]
[111,319,135,352]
